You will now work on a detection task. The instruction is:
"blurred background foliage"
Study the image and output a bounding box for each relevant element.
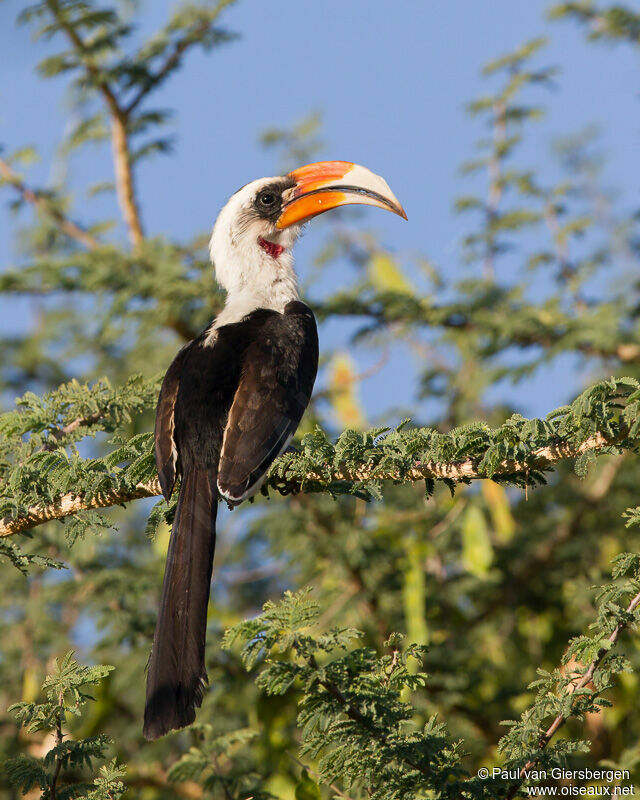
[2,1,640,797]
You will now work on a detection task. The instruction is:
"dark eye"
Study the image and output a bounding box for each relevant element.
[258,192,277,207]
[254,186,283,217]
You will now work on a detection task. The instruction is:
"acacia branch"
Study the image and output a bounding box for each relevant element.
[307,654,432,781]
[0,430,624,538]
[41,411,105,451]
[45,0,144,248]
[20,4,197,341]
[317,298,640,364]
[2,153,190,342]
[109,110,145,248]
[124,28,209,115]
[0,479,162,538]
[505,586,640,799]
[0,158,99,249]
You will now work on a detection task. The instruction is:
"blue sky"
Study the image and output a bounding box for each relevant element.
[1,0,639,421]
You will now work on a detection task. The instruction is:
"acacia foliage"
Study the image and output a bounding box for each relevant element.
[2,2,640,799]
[6,652,125,799]
[1,375,639,541]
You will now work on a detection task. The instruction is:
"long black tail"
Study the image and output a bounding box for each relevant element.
[143,467,217,740]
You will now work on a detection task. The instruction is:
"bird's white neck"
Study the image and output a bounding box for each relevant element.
[212,257,300,330]
[206,200,300,341]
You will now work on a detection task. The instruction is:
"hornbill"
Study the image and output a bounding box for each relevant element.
[143,160,406,740]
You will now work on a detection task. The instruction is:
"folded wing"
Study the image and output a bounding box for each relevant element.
[217,301,318,504]
[154,342,194,501]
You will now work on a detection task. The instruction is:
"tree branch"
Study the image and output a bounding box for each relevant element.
[41,411,105,451]
[45,0,144,248]
[1,154,192,342]
[505,586,640,799]
[0,430,625,538]
[0,479,161,538]
[124,28,209,116]
[316,296,640,364]
[307,654,432,782]
[0,158,99,249]
[109,110,144,248]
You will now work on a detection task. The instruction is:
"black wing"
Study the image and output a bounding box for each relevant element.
[217,301,318,503]
[154,342,194,501]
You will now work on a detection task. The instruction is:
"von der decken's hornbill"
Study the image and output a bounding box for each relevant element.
[143,161,406,740]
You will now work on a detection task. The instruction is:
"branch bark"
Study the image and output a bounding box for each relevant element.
[45,0,144,248]
[0,430,623,538]
[41,412,105,451]
[0,158,99,249]
[110,110,144,248]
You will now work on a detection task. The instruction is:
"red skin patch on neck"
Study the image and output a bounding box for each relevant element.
[258,236,285,259]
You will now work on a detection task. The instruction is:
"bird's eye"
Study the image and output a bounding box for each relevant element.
[258,192,276,206]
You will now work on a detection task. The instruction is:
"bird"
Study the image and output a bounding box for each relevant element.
[143,160,406,740]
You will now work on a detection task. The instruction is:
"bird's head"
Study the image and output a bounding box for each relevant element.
[209,160,406,306]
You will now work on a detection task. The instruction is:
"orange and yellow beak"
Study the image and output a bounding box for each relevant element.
[276,160,407,229]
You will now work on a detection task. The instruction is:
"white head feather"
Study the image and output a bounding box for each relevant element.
[208,178,302,333]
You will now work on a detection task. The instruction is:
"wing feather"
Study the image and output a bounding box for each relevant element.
[154,343,194,501]
[217,302,318,503]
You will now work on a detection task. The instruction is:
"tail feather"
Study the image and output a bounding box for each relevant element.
[143,467,217,740]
